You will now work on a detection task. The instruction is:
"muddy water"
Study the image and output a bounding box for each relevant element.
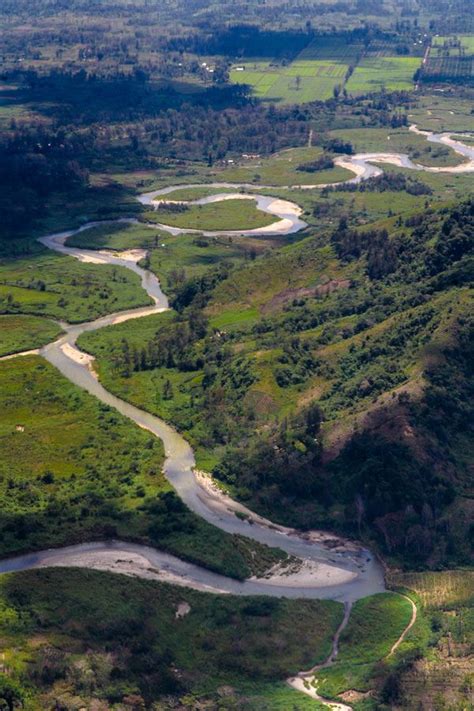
[2,126,472,600]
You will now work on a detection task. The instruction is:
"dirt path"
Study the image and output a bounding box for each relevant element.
[388,594,417,656]
[299,601,353,677]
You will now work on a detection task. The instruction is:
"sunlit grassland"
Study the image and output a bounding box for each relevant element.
[0,314,62,356]
[432,34,474,53]
[157,186,241,200]
[408,95,474,132]
[231,36,363,104]
[346,55,420,94]
[329,126,462,166]
[142,198,276,231]
[389,570,474,609]
[316,592,418,700]
[0,355,281,578]
[0,249,151,322]
[213,146,353,186]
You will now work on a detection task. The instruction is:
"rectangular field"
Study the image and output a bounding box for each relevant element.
[346,55,420,94]
[231,35,421,102]
[230,35,362,103]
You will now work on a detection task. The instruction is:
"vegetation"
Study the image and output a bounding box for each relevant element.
[0,2,473,707]
[142,199,276,231]
[213,146,354,186]
[315,592,420,702]
[0,355,284,578]
[81,194,474,568]
[0,568,343,709]
[0,315,62,356]
[66,223,163,252]
[0,250,152,323]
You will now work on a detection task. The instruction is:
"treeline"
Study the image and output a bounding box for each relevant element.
[167,26,313,59]
[116,308,208,377]
[324,171,432,195]
[331,219,398,280]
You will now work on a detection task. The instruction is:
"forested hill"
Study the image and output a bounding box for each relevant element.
[82,197,474,571]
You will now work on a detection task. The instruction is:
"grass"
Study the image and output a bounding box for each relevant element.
[146,233,259,295]
[0,567,342,709]
[213,146,353,186]
[0,249,151,322]
[142,198,276,231]
[346,56,420,94]
[330,126,463,167]
[0,314,62,356]
[408,95,474,132]
[160,186,242,200]
[66,222,164,251]
[231,36,363,104]
[432,34,474,53]
[0,355,283,578]
[337,593,413,663]
[316,593,416,700]
[389,570,474,609]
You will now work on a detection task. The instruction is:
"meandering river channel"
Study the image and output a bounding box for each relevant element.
[0,126,472,604]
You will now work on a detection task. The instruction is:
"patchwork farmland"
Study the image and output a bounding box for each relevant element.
[421,34,474,84]
[231,35,421,103]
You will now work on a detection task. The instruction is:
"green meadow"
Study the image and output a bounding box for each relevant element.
[329,126,462,166]
[231,35,362,103]
[66,222,164,251]
[214,146,353,186]
[0,249,151,322]
[346,55,420,94]
[142,198,276,231]
[0,314,62,357]
[0,355,283,578]
[0,568,342,709]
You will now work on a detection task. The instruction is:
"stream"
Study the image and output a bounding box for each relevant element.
[0,126,472,605]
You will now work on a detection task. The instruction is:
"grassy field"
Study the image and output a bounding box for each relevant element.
[0,355,283,578]
[230,36,421,103]
[0,314,62,356]
[338,593,413,663]
[0,249,151,323]
[231,35,361,103]
[0,568,342,709]
[66,222,164,251]
[315,593,417,700]
[390,570,474,609]
[408,95,474,132]
[142,198,276,231]
[346,55,419,94]
[162,186,245,200]
[329,126,463,166]
[432,34,474,53]
[146,232,265,295]
[213,146,353,186]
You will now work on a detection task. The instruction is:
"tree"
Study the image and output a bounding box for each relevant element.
[163,379,174,400]
[0,676,25,711]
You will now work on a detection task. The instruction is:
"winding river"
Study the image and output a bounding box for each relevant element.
[0,126,472,605]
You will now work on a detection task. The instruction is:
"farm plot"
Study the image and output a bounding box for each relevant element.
[423,34,474,83]
[231,35,361,103]
[432,34,474,53]
[346,55,420,94]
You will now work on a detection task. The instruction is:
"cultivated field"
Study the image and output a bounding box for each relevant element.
[232,36,422,102]
[346,55,420,94]
[231,35,362,103]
